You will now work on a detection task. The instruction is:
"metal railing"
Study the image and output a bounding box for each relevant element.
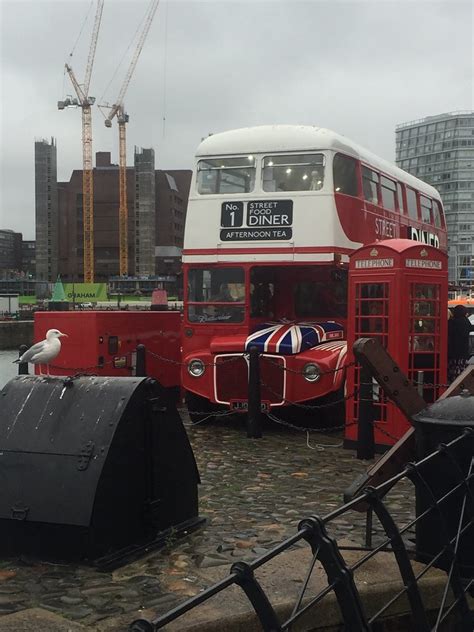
[130,430,474,631]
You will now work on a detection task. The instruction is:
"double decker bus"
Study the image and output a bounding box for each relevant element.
[181,125,447,423]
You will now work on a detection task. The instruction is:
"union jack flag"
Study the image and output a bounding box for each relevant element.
[244,321,344,355]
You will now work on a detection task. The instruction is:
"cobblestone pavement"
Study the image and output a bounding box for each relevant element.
[0,412,415,629]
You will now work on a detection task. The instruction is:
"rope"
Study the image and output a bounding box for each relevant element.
[98,1,149,106]
[68,0,94,60]
[162,0,168,138]
[266,410,358,435]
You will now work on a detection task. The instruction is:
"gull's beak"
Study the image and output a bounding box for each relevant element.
[60,332,68,337]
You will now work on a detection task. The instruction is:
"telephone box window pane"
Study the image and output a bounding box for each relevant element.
[333,153,358,196]
[355,283,389,336]
[409,283,440,403]
[406,188,418,219]
[354,281,389,424]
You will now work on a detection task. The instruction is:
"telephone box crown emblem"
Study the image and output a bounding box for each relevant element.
[370,248,378,257]
[420,249,428,257]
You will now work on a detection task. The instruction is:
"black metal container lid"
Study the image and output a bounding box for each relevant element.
[412,390,474,427]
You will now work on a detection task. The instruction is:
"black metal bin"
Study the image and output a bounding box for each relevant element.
[412,391,474,580]
[0,375,202,568]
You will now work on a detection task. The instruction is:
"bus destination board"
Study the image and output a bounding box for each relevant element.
[220,200,293,241]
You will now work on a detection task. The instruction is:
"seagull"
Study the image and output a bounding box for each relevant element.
[13,329,68,376]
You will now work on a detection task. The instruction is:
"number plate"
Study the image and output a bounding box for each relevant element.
[230,400,270,413]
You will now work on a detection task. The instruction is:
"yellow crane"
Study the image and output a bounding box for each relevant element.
[101,0,160,277]
[58,0,104,283]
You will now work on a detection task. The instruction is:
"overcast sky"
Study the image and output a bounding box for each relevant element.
[0,0,473,239]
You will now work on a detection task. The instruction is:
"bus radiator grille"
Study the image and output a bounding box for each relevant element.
[214,355,285,405]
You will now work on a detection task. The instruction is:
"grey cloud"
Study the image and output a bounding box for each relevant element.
[1,0,472,238]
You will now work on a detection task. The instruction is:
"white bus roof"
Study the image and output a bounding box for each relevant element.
[196,125,441,200]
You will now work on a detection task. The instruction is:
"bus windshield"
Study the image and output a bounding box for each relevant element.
[250,266,347,320]
[188,267,245,323]
[197,157,256,194]
[262,153,325,192]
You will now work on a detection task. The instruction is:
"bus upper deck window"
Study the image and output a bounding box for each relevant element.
[433,200,442,228]
[333,154,357,196]
[362,167,379,204]
[396,182,405,213]
[262,154,325,192]
[406,187,418,220]
[420,195,433,224]
[380,176,396,212]
[197,157,255,194]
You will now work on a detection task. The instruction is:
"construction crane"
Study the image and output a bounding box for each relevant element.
[58,0,104,283]
[101,0,160,277]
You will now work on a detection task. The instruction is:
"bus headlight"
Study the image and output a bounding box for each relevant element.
[302,363,321,382]
[188,359,205,377]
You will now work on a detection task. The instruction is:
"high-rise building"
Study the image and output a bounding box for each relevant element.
[395,111,474,287]
[21,240,36,276]
[35,138,58,282]
[134,147,156,276]
[56,150,191,286]
[155,169,191,280]
[0,229,22,276]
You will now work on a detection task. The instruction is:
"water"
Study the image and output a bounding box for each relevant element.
[0,350,20,389]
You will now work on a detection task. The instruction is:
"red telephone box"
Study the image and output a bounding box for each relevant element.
[345,239,448,448]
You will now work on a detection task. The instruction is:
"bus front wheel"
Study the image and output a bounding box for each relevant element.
[320,386,346,428]
[185,391,215,424]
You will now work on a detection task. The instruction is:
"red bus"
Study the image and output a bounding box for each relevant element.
[181,125,447,423]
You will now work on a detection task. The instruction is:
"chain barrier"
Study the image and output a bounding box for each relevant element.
[265,410,358,435]
[183,409,237,427]
[262,356,355,375]
[146,346,451,391]
[371,422,402,443]
[260,380,358,410]
[45,358,116,374]
[31,346,452,395]
[146,348,241,368]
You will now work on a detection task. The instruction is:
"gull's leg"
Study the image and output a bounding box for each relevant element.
[47,364,50,377]
[38,364,43,376]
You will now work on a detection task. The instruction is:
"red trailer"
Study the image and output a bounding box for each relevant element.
[345,239,448,448]
[34,311,182,390]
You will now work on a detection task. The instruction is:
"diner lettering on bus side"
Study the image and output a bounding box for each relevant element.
[220,200,293,241]
[354,258,394,269]
[406,226,440,248]
[405,259,442,269]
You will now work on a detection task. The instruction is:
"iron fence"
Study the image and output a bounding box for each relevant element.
[130,429,473,632]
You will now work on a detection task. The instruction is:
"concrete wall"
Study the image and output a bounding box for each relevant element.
[0,321,34,350]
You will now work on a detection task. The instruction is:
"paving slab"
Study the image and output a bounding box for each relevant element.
[106,545,449,632]
[0,607,86,632]
[0,413,418,630]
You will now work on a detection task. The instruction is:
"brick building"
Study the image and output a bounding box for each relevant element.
[56,149,191,285]
[35,138,58,282]
[0,229,22,276]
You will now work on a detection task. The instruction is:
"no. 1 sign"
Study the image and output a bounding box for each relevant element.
[221,202,243,227]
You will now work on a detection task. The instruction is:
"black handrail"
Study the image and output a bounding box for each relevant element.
[129,430,474,632]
